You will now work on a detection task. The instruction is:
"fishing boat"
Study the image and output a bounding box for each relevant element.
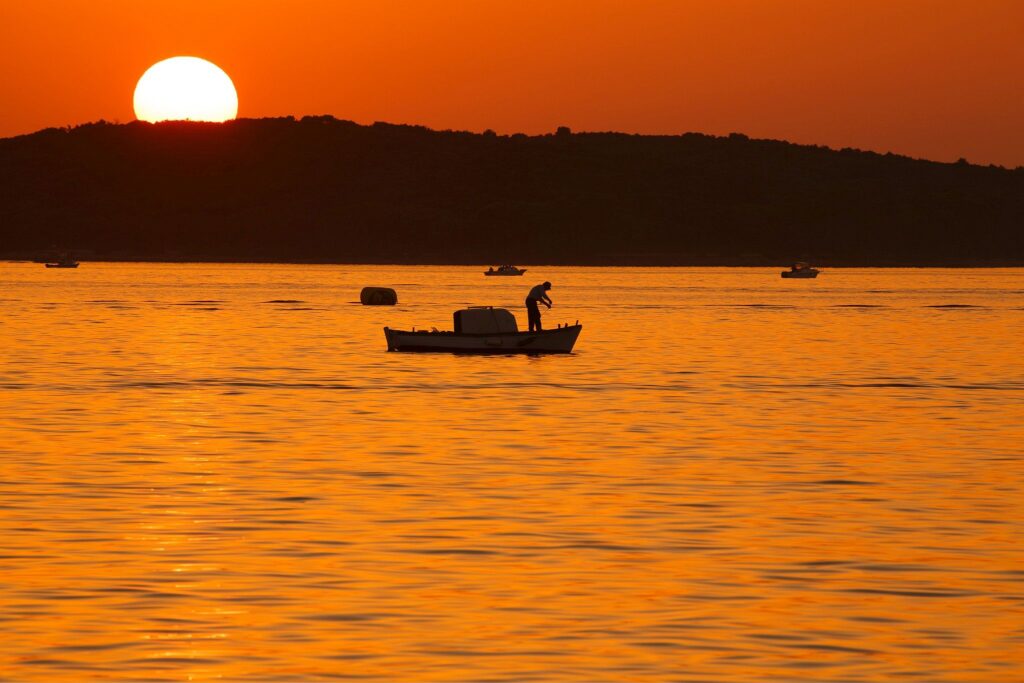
[484,265,526,276]
[781,262,819,278]
[384,307,581,354]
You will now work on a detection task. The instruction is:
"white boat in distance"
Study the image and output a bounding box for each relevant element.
[44,252,79,268]
[385,307,581,354]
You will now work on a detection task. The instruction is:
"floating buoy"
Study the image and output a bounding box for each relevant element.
[360,287,398,305]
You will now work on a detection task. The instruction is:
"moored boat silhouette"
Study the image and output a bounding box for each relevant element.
[484,265,526,276]
[781,262,819,278]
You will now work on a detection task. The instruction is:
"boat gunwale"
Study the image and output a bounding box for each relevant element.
[385,346,574,354]
[384,324,581,338]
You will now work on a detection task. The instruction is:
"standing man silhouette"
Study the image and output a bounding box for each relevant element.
[525,281,552,332]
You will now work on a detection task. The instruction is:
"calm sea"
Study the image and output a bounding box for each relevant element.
[1,264,1021,682]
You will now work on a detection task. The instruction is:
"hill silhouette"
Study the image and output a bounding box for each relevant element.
[1,117,1021,265]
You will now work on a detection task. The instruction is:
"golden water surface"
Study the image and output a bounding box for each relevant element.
[0,264,1021,682]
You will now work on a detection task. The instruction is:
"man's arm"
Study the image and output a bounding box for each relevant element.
[543,294,552,307]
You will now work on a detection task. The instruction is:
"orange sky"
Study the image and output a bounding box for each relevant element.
[1,0,1021,166]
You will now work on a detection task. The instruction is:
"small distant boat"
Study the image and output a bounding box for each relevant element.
[781,262,819,278]
[45,254,79,268]
[385,307,581,354]
[484,265,526,276]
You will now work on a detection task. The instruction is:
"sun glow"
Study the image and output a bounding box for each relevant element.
[133,57,238,123]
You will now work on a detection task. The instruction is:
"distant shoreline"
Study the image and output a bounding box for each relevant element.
[5,256,1023,268]
[3,118,1021,267]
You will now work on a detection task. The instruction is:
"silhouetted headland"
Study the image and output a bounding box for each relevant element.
[2,117,1021,266]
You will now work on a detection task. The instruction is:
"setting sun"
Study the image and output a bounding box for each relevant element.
[133,56,238,123]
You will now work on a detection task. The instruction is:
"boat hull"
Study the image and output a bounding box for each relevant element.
[781,270,818,278]
[484,270,526,276]
[385,324,581,354]
[45,263,79,268]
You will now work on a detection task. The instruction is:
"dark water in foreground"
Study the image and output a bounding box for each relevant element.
[0,264,1021,681]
